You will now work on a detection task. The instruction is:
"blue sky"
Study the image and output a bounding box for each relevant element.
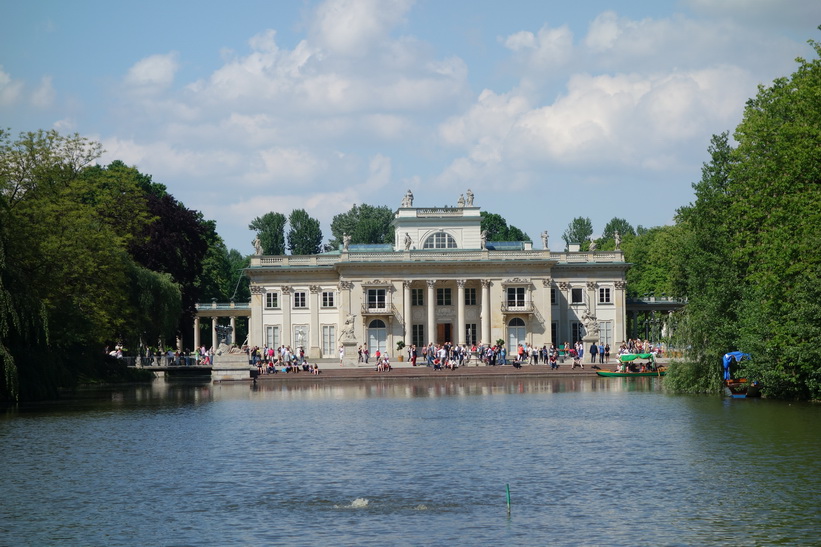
[3,0,819,252]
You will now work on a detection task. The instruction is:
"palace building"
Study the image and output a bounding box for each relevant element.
[245,192,629,358]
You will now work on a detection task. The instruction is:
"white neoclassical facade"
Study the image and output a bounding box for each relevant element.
[246,195,629,358]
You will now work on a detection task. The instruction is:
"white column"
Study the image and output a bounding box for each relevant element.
[481,279,491,345]
[211,317,217,348]
[230,316,236,344]
[310,285,320,358]
[403,281,412,344]
[614,281,627,343]
[249,287,263,348]
[456,279,466,345]
[426,280,436,345]
[282,286,292,346]
[193,316,200,350]
[541,279,553,345]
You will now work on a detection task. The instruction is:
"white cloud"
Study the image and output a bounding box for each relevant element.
[124,52,180,91]
[0,66,24,106]
[30,75,55,108]
[310,0,413,57]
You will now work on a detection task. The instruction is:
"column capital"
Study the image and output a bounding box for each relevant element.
[587,281,597,290]
[541,278,552,287]
[250,286,263,295]
[281,285,292,295]
[481,279,491,288]
[614,281,627,290]
[426,280,436,288]
[309,285,321,293]
[456,279,466,288]
[403,280,413,289]
[558,282,571,291]
[338,281,354,290]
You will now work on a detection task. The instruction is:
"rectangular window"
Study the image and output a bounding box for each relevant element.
[571,322,585,343]
[465,288,477,306]
[322,325,336,357]
[412,324,425,349]
[465,323,477,346]
[571,288,584,304]
[437,288,452,306]
[322,291,335,308]
[507,287,525,306]
[265,292,278,309]
[265,326,280,348]
[551,288,557,305]
[599,287,611,304]
[598,321,612,345]
[367,288,386,309]
[551,322,557,345]
[293,291,307,308]
[411,288,424,306]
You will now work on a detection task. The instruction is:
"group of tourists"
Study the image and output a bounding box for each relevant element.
[617,339,662,356]
[247,344,320,374]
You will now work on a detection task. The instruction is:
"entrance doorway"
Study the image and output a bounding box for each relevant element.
[436,323,452,344]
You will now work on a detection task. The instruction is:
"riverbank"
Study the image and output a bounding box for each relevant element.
[244,357,671,383]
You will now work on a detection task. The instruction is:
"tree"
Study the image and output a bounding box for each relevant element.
[128,190,209,329]
[724,39,821,399]
[561,217,593,250]
[249,212,286,255]
[329,204,394,248]
[479,212,530,242]
[665,132,741,395]
[0,132,153,400]
[287,209,323,255]
[602,218,635,240]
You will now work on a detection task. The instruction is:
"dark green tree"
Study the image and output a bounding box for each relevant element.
[725,39,821,399]
[249,212,286,255]
[287,208,323,255]
[479,212,530,242]
[561,217,593,250]
[665,132,740,395]
[329,204,394,248]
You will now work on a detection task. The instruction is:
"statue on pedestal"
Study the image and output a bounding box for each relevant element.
[466,189,474,206]
[253,236,262,255]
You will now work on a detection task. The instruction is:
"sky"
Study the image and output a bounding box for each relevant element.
[2,0,820,252]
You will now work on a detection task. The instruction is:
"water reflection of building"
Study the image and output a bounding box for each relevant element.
[245,193,630,359]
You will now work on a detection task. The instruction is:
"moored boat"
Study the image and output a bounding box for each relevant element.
[722,352,761,398]
[596,370,666,377]
[597,353,665,377]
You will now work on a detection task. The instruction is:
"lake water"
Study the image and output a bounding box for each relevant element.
[1,377,819,546]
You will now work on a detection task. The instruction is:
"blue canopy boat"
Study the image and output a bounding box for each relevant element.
[722,351,761,398]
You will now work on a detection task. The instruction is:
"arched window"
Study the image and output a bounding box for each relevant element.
[422,232,457,249]
[368,319,387,354]
[507,317,526,349]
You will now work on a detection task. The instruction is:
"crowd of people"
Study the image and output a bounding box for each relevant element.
[246,345,321,375]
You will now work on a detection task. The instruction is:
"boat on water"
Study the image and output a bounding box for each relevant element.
[596,353,665,377]
[722,351,761,398]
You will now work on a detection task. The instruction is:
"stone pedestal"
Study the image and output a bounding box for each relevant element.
[341,340,359,367]
[212,348,253,381]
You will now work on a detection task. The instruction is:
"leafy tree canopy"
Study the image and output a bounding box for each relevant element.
[249,212,286,255]
[561,217,593,250]
[669,37,821,399]
[287,208,323,255]
[479,212,530,242]
[329,204,394,248]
